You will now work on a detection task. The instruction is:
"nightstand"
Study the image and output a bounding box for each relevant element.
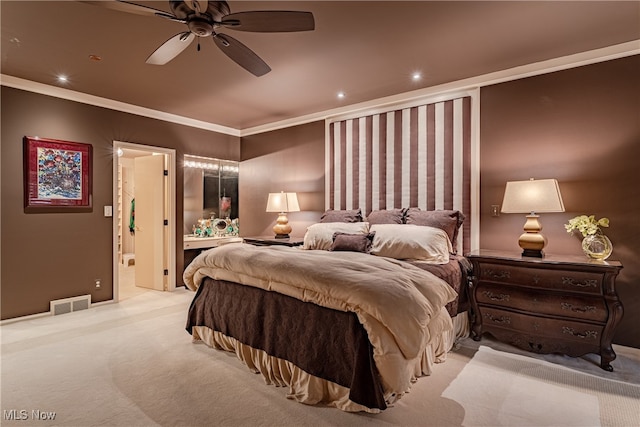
[243,236,304,247]
[467,249,623,371]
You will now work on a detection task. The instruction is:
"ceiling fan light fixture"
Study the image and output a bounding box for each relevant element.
[187,16,214,37]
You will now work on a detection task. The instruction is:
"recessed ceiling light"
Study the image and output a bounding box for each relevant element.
[337,92,346,99]
[412,72,422,81]
[57,75,69,84]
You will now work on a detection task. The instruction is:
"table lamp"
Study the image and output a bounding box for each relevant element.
[266,191,300,238]
[501,178,565,257]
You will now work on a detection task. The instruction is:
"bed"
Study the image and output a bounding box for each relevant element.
[183,208,472,413]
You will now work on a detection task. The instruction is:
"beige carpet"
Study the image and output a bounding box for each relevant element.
[443,345,640,427]
[1,288,639,426]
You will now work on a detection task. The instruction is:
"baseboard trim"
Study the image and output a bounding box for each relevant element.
[0,299,117,325]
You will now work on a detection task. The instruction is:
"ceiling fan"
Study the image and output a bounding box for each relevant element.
[82,0,315,76]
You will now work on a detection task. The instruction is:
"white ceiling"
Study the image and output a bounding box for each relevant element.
[2,1,639,135]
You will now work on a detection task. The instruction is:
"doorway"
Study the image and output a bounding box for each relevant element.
[112,141,176,302]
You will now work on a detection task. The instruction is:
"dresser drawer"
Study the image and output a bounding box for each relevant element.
[480,307,604,345]
[476,284,608,322]
[477,263,603,295]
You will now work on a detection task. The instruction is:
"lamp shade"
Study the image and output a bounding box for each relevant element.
[501,179,565,214]
[266,191,300,213]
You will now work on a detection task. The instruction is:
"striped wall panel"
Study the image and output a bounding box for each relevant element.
[327,96,472,254]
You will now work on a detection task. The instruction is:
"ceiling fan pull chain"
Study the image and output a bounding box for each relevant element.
[197,41,201,52]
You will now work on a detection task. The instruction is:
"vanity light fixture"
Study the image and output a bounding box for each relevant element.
[501,178,565,258]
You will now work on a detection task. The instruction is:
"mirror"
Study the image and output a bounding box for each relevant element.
[184,155,239,236]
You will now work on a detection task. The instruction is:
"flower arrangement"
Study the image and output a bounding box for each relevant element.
[565,215,609,238]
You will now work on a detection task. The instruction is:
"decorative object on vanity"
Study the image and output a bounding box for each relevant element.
[192,217,239,238]
[467,249,623,371]
[565,215,613,260]
[500,178,565,257]
[266,191,300,239]
[23,136,92,212]
[81,0,314,77]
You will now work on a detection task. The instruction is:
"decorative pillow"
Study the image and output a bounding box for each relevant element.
[366,208,406,225]
[369,224,452,264]
[330,232,375,253]
[320,209,363,223]
[404,208,465,252]
[302,222,369,250]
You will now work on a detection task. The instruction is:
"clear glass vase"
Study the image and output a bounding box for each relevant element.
[582,233,613,260]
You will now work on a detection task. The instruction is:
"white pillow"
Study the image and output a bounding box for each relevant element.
[302,222,369,250]
[369,224,452,264]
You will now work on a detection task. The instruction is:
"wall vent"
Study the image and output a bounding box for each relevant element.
[50,295,91,316]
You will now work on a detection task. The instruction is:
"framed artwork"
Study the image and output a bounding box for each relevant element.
[23,136,93,212]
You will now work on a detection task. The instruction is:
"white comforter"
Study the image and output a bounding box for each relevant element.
[183,243,457,395]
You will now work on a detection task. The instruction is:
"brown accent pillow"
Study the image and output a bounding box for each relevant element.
[404,208,465,251]
[330,232,375,253]
[320,209,363,223]
[366,208,406,225]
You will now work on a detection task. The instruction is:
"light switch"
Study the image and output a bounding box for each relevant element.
[491,205,500,217]
[104,205,113,217]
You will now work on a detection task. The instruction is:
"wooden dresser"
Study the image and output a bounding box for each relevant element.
[467,249,623,371]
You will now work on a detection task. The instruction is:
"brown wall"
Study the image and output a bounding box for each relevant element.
[239,121,326,238]
[480,55,640,347]
[236,56,640,349]
[1,86,240,319]
[2,55,638,350]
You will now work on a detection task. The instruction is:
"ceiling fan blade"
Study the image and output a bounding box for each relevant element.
[184,1,209,14]
[206,1,231,20]
[146,32,195,65]
[221,11,315,32]
[212,33,271,77]
[81,1,177,20]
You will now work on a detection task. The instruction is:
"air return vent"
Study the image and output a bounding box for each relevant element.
[50,295,91,316]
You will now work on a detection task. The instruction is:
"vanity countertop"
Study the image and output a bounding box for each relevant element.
[183,235,243,250]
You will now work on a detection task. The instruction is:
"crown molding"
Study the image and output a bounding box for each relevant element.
[2,40,638,138]
[240,40,640,136]
[0,74,241,137]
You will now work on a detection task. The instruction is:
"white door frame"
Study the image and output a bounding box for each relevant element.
[112,141,177,302]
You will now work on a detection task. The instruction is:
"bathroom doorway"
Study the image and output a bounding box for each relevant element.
[112,141,176,302]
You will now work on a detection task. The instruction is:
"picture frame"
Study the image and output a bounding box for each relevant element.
[23,136,93,212]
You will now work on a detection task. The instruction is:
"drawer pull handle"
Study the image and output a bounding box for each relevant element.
[561,303,596,313]
[484,313,511,324]
[562,277,598,288]
[482,291,510,302]
[562,326,598,340]
[486,269,511,280]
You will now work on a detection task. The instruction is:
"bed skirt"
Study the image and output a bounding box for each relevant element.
[190,309,467,413]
